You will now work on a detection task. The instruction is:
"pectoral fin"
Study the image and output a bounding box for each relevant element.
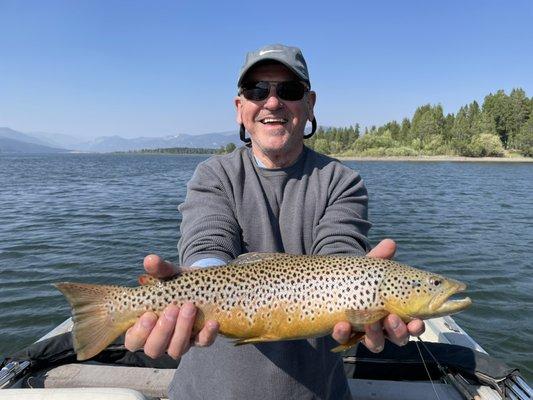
[330,310,389,353]
[331,332,365,353]
[345,309,389,326]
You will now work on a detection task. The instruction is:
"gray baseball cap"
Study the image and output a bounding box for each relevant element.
[237,44,311,88]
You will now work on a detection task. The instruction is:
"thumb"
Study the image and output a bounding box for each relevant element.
[367,239,396,260]
[143,254,179,278]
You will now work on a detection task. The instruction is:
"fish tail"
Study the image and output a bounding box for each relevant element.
[54,282,138,361]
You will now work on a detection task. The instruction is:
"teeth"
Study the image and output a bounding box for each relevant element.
[261,118,287,124]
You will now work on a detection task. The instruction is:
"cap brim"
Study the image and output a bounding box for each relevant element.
[238,57,309,87]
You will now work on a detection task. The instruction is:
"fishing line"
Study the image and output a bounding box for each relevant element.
[417,337,445,368]
[414,339,442,400]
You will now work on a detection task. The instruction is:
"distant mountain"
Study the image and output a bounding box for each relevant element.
[0,127,57,148]
[27,131,81,149]
[0,127,241,153]
[75,131,240,152]
[0,137,69,154]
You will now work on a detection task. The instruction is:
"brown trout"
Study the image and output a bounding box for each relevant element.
[55,253,471,361]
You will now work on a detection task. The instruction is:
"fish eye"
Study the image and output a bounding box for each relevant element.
[429,278,441,286]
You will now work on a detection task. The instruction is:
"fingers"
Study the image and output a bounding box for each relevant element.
[383,314,409,346]
[332,321,352,344]
[193,320,220,347]
[367,239,396,260]
[363,322,385,353]
[407,319,425,337]
[362,315,423,353]
[126,305,218,360]
[143,254,179,278]
[332,316,417,353]
[166,303,197,359]
[143,305,180,359]
[125,312,158,351]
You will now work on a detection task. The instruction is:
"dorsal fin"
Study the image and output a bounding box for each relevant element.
[228,252,293,265]
[178,266,197,274]
[138,266,197,285]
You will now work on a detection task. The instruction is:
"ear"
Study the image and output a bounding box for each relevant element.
[234,96,243,124]
[307,91,316,122]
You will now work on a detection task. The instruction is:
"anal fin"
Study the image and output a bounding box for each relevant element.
[233,335,280,346]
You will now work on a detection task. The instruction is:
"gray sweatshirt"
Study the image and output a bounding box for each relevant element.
[170,146,371,400]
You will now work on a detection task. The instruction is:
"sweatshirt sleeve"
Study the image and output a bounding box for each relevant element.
[311,167,372,256]
[178,162,242,266]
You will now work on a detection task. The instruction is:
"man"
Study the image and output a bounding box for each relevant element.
[125,44,424,399]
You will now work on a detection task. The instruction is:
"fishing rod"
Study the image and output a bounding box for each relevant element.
[416,337,481,400]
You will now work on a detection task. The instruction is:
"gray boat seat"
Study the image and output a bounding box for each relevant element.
[21,363,174,399]
[0,387,149,399]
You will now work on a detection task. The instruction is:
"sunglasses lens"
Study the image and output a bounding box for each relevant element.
[277,81,306,101]
[242,81,270,101]
[241,81,307,101]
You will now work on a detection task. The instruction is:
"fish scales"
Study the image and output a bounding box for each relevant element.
[55,253,472,360]
[127,256,386,337]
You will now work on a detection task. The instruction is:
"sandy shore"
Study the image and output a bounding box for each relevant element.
[337,155,533,163]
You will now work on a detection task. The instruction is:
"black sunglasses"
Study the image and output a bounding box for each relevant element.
[239,80,309,101]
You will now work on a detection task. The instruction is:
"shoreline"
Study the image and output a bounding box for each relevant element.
[336,155,533,163]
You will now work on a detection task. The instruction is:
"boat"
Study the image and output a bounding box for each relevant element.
[1,315,531,399]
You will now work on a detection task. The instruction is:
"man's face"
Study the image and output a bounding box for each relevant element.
[235,63,316,164]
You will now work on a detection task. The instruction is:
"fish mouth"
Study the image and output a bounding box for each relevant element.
[430,281,472,315]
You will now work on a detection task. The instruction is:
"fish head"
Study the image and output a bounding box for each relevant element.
[379,265,472,322]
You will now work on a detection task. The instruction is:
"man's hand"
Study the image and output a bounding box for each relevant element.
[332,239,425,353]
[124,254,219,359]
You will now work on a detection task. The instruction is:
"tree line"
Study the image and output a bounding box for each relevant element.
[304,88,532,157]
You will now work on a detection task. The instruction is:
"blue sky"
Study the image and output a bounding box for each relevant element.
[1,0,532,139]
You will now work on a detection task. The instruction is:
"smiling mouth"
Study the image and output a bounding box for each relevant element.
[259,117,288,125]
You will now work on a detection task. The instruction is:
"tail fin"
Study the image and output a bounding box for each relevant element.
[54,282,137,361]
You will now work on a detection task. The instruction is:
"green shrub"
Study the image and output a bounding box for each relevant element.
[357,147,386,156]
[514,119,533,157]
[314,138,331,154]
[384,146,418,156]
[352,131,398,151]
[461,134,504,157]
[423,135,444,152]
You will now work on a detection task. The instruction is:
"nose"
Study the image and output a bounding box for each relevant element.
[263,85,283,110]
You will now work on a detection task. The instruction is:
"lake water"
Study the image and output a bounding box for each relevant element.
[0,153,531,382]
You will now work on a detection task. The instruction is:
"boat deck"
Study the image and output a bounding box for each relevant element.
[2,316,514,399]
